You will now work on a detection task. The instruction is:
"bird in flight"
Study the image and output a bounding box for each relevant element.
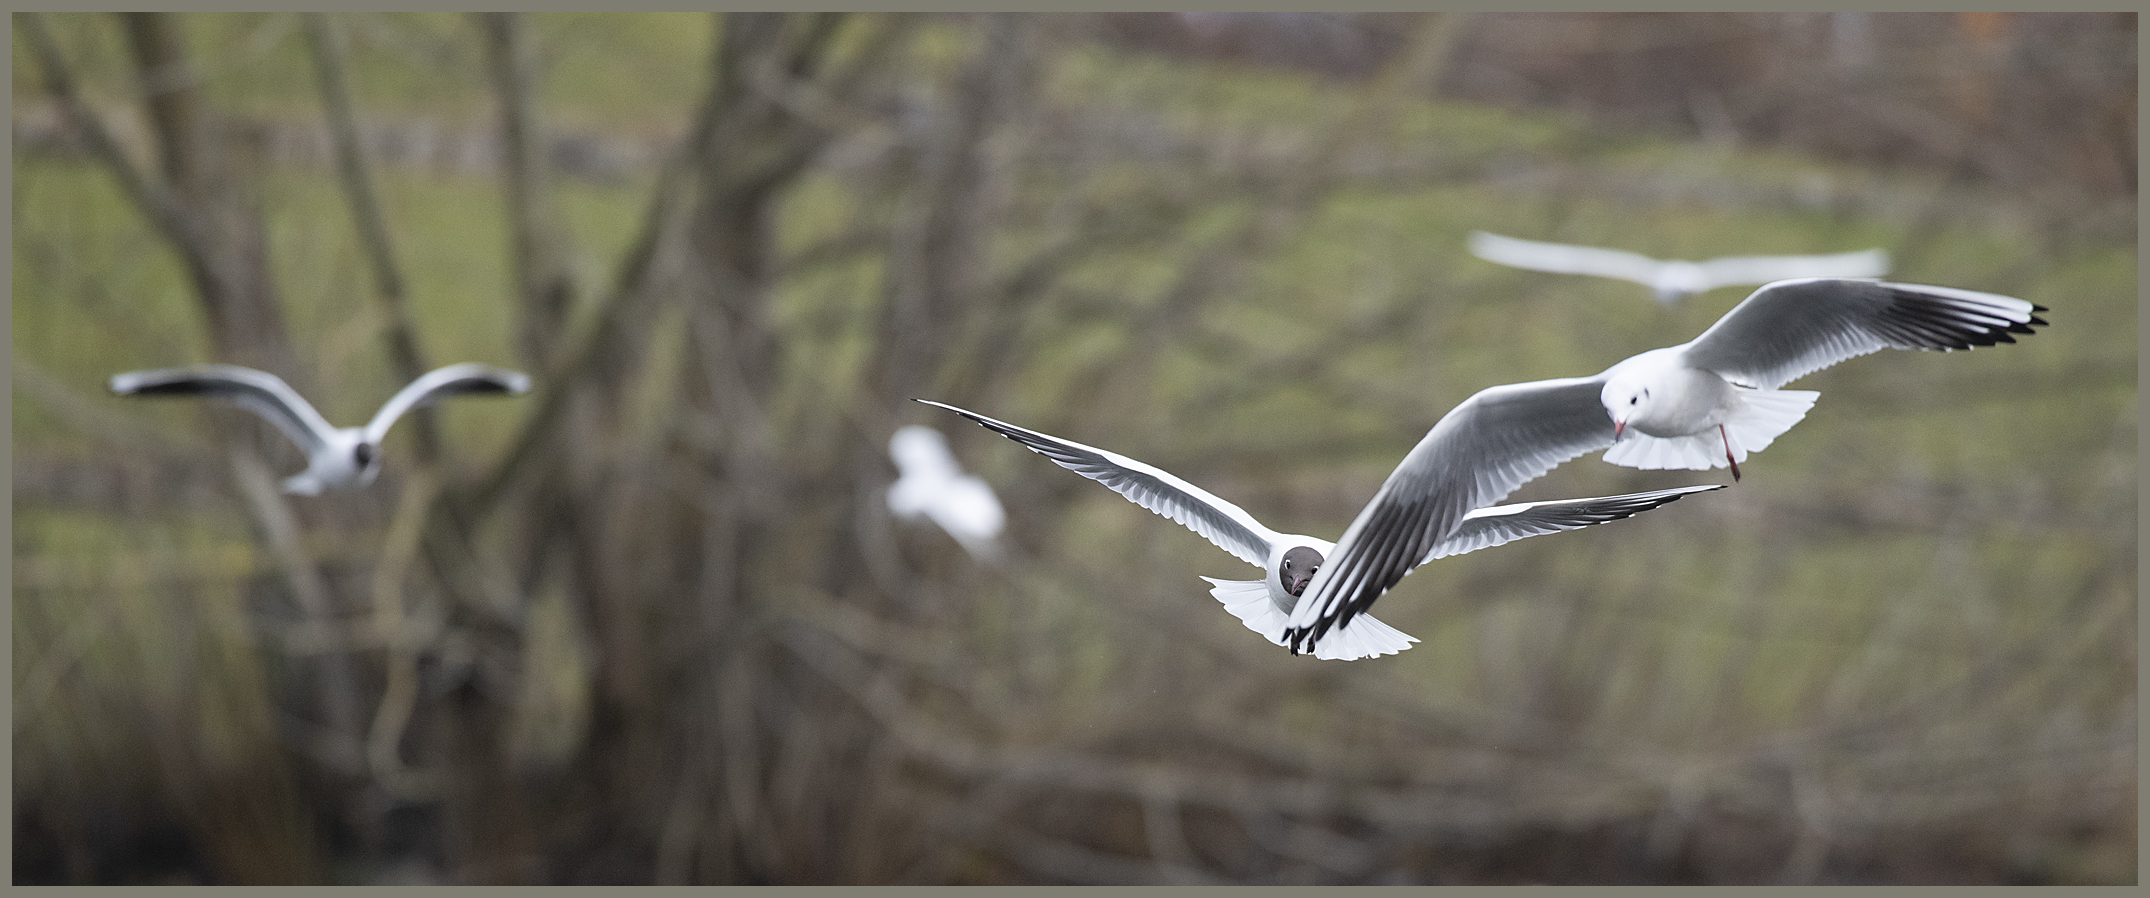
[1468,230,1892,303]
[1280,277,2044,653]
[886,424,1007,562]
[922,399,1721,660]
[110,362,531,495]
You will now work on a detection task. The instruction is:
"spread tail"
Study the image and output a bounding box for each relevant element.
[1201,577,1417,661]
[1723,388,1818,457]
[1603,389,1816,473]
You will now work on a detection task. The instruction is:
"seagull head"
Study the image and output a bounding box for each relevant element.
[286,427,381,494]
[1601,375,1655,440]
[352,440,382,482]
[1279,545,1323,598]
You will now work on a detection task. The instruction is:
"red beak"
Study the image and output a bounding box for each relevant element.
[1612,420,1627,440]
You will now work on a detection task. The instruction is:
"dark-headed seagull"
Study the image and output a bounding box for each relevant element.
[1280,277,2045,655]
[920,399,1721,661]
[887,424,1006,561]
[1468,230,1892,303]
[110,362,531,495]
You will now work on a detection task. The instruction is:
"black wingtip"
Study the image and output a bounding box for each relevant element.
[915,398,965,418]
[114,379,217,397]
[1298,619,1333,654]
[917,398,973,418]
[1648,484,1724,508]
[443,379,524,398]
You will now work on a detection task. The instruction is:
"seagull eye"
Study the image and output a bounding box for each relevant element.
[354,444,375,466]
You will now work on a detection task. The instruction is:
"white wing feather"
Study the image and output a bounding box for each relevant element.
[364,363,530,443]
[921,401,1283,569]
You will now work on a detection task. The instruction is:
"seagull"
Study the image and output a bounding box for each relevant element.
[1278,277,2045,654]
[1468,230,1893,303]
[110,362,531,495]
[920,399,1721,661]
[886,424,1006,561]
[1596,278,2045,480]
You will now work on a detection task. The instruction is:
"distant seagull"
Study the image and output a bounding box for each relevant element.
[110,362,531,495]
[1468,230,1892,303]
[921,399,1721,661]
[886,424,1006,561]
[1273,277,2043,654]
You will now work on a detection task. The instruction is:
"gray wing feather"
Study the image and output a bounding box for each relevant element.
[1282,376,1617,650]
[1678,279,2046,389]
[920,400,1280,569]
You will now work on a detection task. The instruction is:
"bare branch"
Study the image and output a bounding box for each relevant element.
[303,12,441,458]
[113,12,303,376]
[477,11,579,369]
[228,450,365,773]
[19,13,206,278]
[366,468,445,801]
[467,74,715,518]
[12,356,209,459]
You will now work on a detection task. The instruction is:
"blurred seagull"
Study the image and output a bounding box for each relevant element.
[1275,277,2044,654]
[886,424,1006,561]
[921,399,1721,661]
[1468,230,1892,303]
[110,362,531,495]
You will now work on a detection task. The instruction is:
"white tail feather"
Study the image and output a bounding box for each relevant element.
[1603,431,1732,471]
[1202,577,1280,637]
[1605,388,1817,472]
[1201,577,1418,660]
[1724,388,1817,456]
[1312,612,1418,661]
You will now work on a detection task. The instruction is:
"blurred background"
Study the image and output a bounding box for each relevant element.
[11,12,2135,884]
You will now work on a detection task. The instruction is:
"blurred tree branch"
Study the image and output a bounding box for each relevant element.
[19,14,202,282]
[228,450,366,774]
[12,356,211,460]
[1044,13,1477,438]
[110,12,305,379]
[26,11,372,821]
[303,12,442,460]
[478,12,580,370]
[364,469,446,802]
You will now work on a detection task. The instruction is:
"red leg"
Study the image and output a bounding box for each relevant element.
[1720,424,1741,482]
